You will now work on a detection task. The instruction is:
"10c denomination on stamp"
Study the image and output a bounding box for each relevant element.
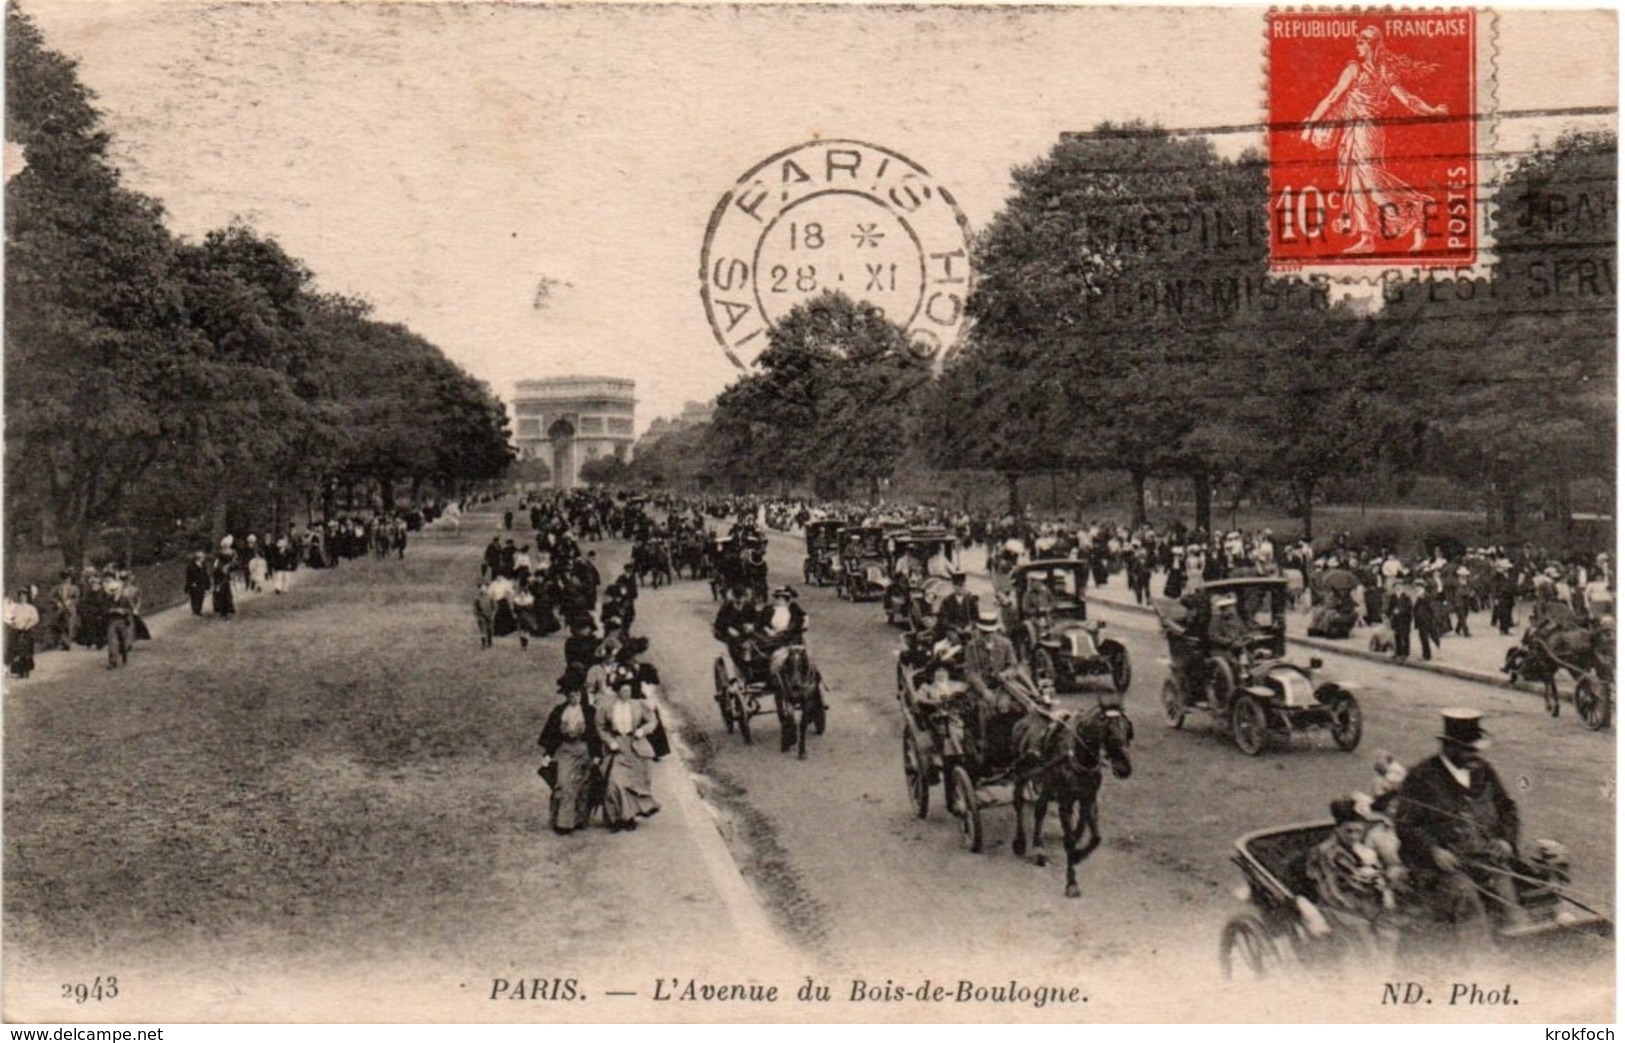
[701,140,972,369]
[1268,9,1485,271]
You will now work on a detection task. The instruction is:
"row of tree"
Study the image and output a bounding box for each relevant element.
[5,4,514,567]
[636,122,1614,540]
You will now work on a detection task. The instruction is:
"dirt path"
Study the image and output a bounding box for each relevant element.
[3,525,786,1022]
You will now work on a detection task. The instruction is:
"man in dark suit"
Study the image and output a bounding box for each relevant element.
[935,571,979,641]
[184,550,211,616]
[1412,584,1438,661]
[1388,583,1414,660]
[1395,709,1524,944]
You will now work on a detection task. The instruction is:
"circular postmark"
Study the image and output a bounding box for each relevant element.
[700,140,972,370]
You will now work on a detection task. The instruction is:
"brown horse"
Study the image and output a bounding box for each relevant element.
[769,643,827,760]
[1010,702,1134,897]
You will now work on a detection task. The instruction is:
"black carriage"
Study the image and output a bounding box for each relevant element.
[1155,577,1362,756]
[996,559,1131,695]
[896,639,1024,853]
[802,519,846,588]
[1504,618,1615,730]
[713,635,827,750]
[837,525,891,602]
[707,532,769,602]
[1220,821,1611,979]
[881,529,959,629]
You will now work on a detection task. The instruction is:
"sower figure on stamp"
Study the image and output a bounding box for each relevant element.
[1300,26,1448,255]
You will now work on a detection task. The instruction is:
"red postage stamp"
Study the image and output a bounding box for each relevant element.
[1268,9,1482,270]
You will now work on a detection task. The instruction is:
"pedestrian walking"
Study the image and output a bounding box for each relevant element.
[185,550,211,615]
[7,588,39,678]
[1412,585,1437,661]
[1388,584,1414,661]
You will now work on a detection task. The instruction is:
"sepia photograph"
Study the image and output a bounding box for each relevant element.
[1,0,1616,1026]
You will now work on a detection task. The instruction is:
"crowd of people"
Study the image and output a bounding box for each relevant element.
[752,495,1620,666]
[1,505,445,680]
[479,490,676,835]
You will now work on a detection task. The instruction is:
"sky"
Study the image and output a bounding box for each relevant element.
[17,1,1617,433]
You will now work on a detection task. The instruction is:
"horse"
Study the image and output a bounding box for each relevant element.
[768,642,827,760]
[1507,621,1609,717]
[1009,702,1134,897]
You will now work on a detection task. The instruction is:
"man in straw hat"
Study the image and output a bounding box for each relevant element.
[1394,709,1525,941]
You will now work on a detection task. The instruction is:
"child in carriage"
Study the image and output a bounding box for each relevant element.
[1300,795,1402,957]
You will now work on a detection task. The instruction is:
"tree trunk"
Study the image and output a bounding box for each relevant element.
[1192,470,1213,536]
[380,476,396,515]
[1295,476,1317,541]
[1004,472,1022,517]
[1129,467,1148,528]
[1499,487,1519,541]
[211,478,230,543]
[56,523,87,571]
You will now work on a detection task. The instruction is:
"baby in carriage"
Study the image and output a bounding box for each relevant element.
[1297,754,1411,955]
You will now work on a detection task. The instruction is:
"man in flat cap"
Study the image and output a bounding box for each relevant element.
[1394,709,1523,942]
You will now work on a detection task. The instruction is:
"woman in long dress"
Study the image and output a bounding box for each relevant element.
[597,682,661,831]
[1301,27,1449,255]
[538,684,602,834]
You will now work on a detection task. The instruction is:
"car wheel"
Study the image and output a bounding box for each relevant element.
[1231,694,1267,756]
[1327,689,1362,751]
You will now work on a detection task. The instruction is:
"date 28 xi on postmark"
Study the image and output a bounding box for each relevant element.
[700,140,973,369]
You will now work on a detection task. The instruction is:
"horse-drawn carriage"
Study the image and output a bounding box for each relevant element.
[896,638,1135,896]
[996,559,1131,695]
[837,525,890,602]
[1504,615,1614,730]
[713,632,827,757]
[708,532,769,602]
[881,529,959,629]
[1220,820,1611,978]
[1156,577,1362,756]
[802,519,846,588]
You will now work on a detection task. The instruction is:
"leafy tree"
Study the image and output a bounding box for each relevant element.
[578,455,633,487]
[954,127,1282,526]
[710,292,929,500]
[1400,130,1616,539]
[5,1,188,565]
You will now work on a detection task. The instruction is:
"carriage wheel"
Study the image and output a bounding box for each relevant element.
[949,765,983,853]
[1105,642,1132,694]
[904,732,930,819]
[1231,694,1268,756]
[1032,647,1059,690]
[1219,915,1279,979]
[713,660,736,734]
[734,690,753,745]
[1576,676,1612,731]
[1161,679,1186,729]
[1327,690,1363,751]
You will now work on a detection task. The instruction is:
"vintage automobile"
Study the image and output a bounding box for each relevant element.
[882,529,959,629]
[995,559,1131,694]
[1155,577,1362,756]
[802,519,846,588]
[837,525,892,602]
